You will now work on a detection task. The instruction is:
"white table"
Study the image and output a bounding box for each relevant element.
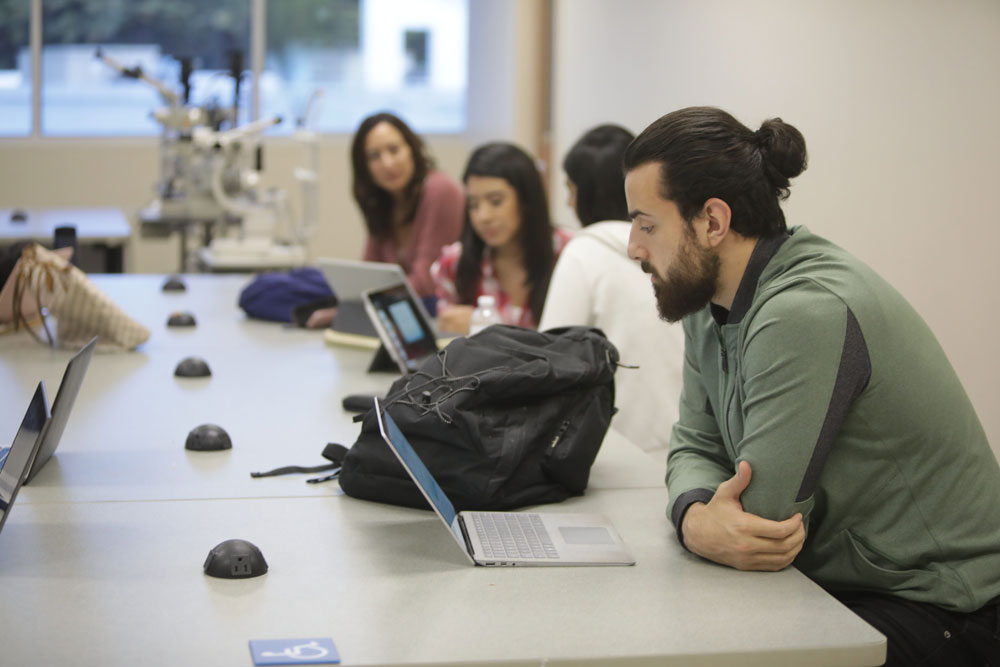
[0,275,887,666]
[0,276,665,502]
[0,207,131,272]
[0,490,885,667]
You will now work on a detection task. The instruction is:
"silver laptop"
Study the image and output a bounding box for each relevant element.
[363,283,439,374]
[0,383,50,538]
[24,336,96,484]
[374,398,635,567]
[316,258,435,337]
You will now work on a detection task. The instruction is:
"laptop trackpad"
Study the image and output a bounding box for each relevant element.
[559,526,615,545]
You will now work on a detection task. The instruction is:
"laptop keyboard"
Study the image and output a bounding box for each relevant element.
[472,512,559,560]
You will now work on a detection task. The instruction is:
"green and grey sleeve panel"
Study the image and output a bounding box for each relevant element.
[738,302,873,521]
[668,306,872,543]
[792,308,871,503]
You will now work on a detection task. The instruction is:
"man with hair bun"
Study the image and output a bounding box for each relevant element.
[625,106,1000,665]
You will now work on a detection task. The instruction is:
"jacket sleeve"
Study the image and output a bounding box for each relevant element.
[407,172,465,297]
[735,283,870,524]
[665,316,735,545]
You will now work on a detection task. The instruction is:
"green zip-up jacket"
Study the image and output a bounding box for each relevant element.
[667,226,1000,612]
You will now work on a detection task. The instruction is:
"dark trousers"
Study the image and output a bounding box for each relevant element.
[833,591,1000,666]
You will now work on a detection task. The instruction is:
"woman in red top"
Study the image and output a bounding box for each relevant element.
[350,112,464,298]
[432,142,571,334]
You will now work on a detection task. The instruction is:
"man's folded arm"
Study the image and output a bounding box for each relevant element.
[735,289,871,524]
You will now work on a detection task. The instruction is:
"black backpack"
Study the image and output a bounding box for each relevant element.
[339,325,619,511]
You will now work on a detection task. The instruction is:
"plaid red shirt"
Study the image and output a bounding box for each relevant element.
[431,228,573,328]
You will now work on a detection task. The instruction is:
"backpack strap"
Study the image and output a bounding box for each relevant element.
[249,443,348,481]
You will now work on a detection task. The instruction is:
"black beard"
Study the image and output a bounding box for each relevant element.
[645,235,719,323]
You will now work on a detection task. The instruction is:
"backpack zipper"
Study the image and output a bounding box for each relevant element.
[549,420,571,450]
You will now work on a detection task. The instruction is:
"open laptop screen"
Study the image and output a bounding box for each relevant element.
[25,336,96,484]
[364,284,438,373]
[376,401,457,526]
[316,258,407,302]
[0,383,49,534]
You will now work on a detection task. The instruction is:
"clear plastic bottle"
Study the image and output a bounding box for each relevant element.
[469,295,501,336]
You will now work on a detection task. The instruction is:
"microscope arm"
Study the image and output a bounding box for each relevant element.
[94,48,179,106]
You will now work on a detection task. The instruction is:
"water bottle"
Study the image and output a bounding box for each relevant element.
[469,295,501,335]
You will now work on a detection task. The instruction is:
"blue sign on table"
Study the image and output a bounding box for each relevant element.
[249,638,340,665]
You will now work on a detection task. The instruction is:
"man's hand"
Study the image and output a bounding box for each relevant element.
[681,461,805,571]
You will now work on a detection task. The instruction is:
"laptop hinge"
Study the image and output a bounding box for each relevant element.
[456,514,477,557]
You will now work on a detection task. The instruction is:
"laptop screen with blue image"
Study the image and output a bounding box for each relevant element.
[364,284,439,373]
[380,404,457,526]
[388,299,424,344]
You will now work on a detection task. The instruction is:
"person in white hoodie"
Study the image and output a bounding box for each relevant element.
[539,125,685,458]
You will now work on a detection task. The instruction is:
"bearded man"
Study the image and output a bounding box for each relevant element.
[624,106,1000,667]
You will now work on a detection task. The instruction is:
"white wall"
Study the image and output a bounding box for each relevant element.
[466,0,547,151]
[552,0,1000,458]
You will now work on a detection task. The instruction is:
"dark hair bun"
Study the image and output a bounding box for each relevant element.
[756,118,808,191]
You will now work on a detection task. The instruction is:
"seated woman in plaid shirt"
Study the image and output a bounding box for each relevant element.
[431,142,572,334]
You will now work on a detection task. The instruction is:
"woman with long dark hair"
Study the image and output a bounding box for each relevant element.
[350,112,464,297]
[431,142,571,334]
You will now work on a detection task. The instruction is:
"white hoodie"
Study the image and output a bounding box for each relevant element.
[539,221,684,457]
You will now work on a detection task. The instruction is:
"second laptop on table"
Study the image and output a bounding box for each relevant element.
[317,258,435,338]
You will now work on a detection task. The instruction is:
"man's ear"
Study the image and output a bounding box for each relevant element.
[702,198,732,248]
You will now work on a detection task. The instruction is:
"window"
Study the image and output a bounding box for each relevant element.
[41,0,250,135]
[0,0,30,136]
[3,0,468,137]
[404,29,429,84]
[261,0,467,133]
